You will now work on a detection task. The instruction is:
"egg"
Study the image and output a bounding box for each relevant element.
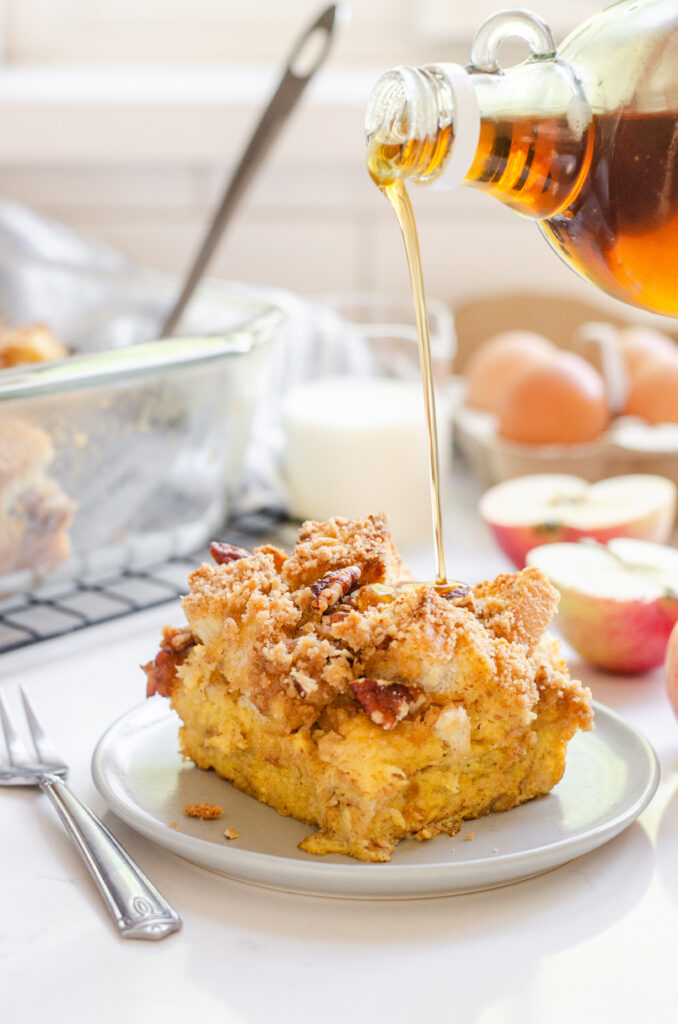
[497,350,610,445]
[625,353,678,423]
[465,330,554,412]
[618,326,676,382]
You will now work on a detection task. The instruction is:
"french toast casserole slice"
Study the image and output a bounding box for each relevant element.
[143,514,593,862]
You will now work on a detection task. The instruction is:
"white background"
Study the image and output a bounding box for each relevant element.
[0,2,656,345]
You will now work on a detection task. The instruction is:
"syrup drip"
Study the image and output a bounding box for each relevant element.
[368,155,448,585]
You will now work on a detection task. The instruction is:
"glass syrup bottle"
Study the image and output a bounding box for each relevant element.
[366,1,678,317]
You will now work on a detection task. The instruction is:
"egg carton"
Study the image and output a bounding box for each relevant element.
[454,403,678,488]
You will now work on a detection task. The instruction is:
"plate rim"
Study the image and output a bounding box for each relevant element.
[91,698,660,898]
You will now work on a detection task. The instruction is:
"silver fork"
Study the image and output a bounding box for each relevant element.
[0,688,181,941]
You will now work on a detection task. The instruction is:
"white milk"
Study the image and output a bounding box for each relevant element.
[282,375,451,545]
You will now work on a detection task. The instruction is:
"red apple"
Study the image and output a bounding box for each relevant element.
[480,473,676,569]
[664,621,678,718]
[527,537,678,673]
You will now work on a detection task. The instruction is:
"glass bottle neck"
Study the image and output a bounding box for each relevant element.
[365,65,456,187]
[366,59,594,221]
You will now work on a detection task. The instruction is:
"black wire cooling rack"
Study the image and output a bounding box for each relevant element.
[0,511,293,656]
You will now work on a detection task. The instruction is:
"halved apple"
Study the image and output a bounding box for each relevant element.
[527,538,678,673]
[479,473,676,569]
[664,621,678,719]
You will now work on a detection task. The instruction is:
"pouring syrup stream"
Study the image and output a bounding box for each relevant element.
[368,149,448,586]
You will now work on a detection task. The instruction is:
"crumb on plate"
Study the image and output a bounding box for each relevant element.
[183,802,223,820]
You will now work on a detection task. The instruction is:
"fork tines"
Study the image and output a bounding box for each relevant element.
[0,688,67,775]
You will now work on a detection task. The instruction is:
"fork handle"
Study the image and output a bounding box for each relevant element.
[39,774,181,941]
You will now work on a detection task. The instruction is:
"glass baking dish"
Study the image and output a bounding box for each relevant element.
[0,261,282,595]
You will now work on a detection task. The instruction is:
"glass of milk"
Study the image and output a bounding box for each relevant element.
[281,292,456,546]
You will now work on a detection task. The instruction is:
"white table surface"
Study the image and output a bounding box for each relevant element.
[2,465,677,1024]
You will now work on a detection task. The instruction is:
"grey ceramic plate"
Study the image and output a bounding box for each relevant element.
[92,699,659,899]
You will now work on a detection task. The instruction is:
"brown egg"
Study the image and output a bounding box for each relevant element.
[625,353,678,423]
[619,326,676,382]
[497,350,610,444]
[465,330,554,412]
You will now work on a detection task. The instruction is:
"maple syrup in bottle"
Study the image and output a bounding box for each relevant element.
[367,2,678,584]
[366,2,678,316]
[543,111,678,316]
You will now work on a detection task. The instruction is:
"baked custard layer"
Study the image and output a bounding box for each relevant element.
[144,514,593,862]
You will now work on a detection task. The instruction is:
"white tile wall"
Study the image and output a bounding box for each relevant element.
[3,0,606,64]
[5,0,454,65]
[0,156,609,307]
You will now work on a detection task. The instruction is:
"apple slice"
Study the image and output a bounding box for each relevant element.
[664,621,678,719]
[479,473,676,569]
[527,537,678,673]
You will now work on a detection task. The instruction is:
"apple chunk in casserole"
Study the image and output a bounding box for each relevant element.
[143,514,593,862]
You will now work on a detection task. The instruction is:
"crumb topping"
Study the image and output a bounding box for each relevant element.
[146,514,591,744]
[472,566,559,653]
[144,512,593,863]
[281,513,405,590]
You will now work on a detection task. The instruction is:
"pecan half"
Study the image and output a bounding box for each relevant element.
[143,627,196,698]
[310,565,361,613]
[210,541,250,565]
[350,677,420,730]
[327,609,351,624]
[165,627,194,653]
[143,649,177,698]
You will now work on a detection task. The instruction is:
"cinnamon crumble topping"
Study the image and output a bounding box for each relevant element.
[144,512,593,862]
